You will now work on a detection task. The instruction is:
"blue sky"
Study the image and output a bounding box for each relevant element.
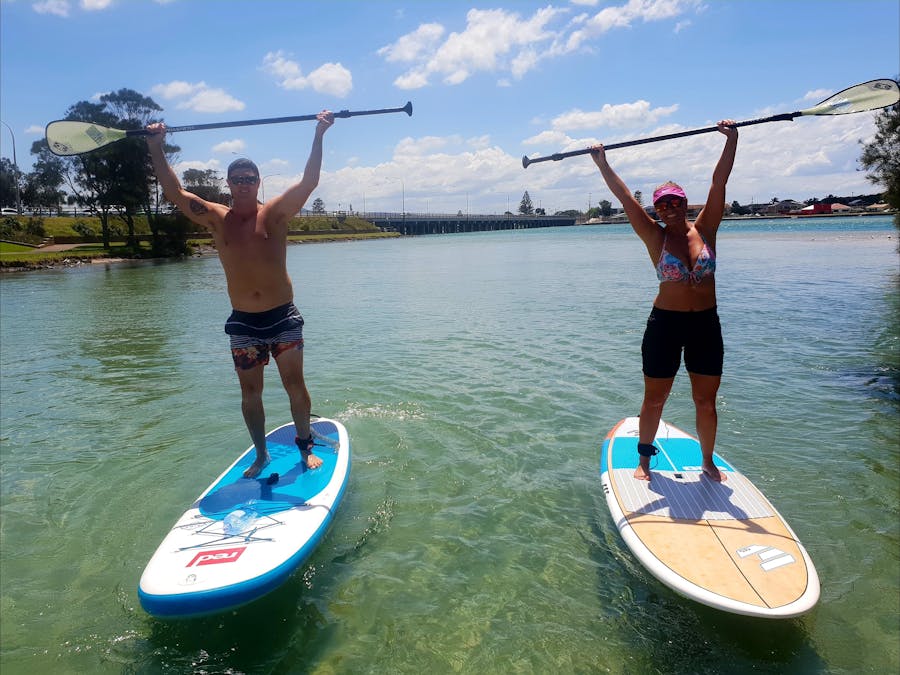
[1,0,898,214]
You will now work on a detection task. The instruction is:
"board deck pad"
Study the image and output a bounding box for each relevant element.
[600,417,819,618]
[139,418,350,619]
[197,424,339,518]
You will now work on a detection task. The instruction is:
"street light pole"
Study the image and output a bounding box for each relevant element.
[261,174,281,202]
[1,120,23,214]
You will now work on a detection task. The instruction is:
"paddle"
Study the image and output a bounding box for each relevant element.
[521,79,899,168]
[45,101,414,156]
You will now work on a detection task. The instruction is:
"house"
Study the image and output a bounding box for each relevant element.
[829,202,852,213]
[796,203,832,214]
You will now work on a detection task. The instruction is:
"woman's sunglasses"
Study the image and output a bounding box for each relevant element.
[655,197,683,211]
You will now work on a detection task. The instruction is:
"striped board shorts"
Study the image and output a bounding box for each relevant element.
[224,302,304,369]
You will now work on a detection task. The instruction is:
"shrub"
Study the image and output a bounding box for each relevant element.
[72,220,96,237]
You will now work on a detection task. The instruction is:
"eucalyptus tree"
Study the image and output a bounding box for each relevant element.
[24,140,67,214]
[182,168,226,204]
[60,89,164,250]
[859,85,900,227]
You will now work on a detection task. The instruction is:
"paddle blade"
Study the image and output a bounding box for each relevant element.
[45,121,127,156]
[801,79,899,116]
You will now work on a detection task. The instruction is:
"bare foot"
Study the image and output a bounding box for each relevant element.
[633,458,651,481]
[243,452,271,479]
[702,462,727,482]
[303,451,323,470]
[296,436,323,470]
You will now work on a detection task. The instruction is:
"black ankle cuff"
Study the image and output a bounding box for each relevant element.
[295,435,313,456]
[637,443,658,457]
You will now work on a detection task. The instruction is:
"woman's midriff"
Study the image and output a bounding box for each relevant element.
[652,277,717,312]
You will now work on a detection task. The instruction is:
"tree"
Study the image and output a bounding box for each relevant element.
[23,140,66,214]
[183,168,226,204]
[519,190,534,215]
[311,197,325,214]
[731,200,751,216]
[599,199,612,217]
[860,86,900,227]
[0,157,19,209]
[60,89,163,251]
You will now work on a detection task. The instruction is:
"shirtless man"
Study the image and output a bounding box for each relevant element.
[145,110,334,478]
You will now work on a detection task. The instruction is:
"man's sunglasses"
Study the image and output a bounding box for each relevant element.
[230,175,259,185]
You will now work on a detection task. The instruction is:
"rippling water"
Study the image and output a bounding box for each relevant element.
[1,216,897,674]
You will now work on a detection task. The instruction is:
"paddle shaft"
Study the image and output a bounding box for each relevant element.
[522,113,796,167]
[125,102,413,137]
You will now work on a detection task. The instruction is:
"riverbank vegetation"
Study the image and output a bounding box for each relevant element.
[0,212,396,270]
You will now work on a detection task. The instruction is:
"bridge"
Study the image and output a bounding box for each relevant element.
[365,212,577,235]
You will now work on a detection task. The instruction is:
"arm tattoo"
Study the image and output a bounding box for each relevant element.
[189,199,209,215]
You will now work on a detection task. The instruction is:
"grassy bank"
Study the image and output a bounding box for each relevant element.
[1,213,397,270]
[8,213,382,239]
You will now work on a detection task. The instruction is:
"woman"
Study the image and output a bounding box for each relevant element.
[591,120,738,481]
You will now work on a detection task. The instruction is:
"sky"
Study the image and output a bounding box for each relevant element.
[1,0,898,215]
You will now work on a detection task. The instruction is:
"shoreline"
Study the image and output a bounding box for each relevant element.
[0,231,400,273]
[2,214,894,273]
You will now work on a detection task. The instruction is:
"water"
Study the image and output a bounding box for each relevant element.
[1,216,897,674]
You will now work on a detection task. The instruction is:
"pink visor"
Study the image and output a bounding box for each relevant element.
[652,184,687,204]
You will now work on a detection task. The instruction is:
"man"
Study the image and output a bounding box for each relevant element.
[145,110,335,479]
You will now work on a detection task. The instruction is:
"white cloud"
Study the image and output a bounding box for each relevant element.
[377,23,445,63]
[521,110,880,208]
[802,88,832,103]
[151,81,198,99]
[380,6,566,89]
[212,139,246,154]
[522,129,573,147]
[259,110,879,214]
[150,81,245,114]
[379,1,704,90]
[25,125,44,135]
[394,135,457,156]
[321,139,528,214]
[567,0,701,52]
[32,1,70,17]
[181,88,245,113]
[306,63,353,98]
[261,51,353,97]
[80,0,113,10]
[34,0,116,14]
[174,159,221,174]
[551,100,680,131]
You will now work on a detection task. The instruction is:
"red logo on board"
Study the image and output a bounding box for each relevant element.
[186,547,246,567]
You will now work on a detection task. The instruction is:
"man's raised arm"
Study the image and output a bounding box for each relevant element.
[266,111,335,224]
[145,123,223,230]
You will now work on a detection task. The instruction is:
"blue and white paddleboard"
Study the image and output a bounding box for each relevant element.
[139,418,350,619]
[601,417,819,618]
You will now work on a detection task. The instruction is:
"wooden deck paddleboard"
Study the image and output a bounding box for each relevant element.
[138,418,350,618]
[600,417,819,618]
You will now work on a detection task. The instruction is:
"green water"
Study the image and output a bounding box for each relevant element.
[1,217,898,674]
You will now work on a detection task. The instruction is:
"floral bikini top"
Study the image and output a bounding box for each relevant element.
[656,232,716,284]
